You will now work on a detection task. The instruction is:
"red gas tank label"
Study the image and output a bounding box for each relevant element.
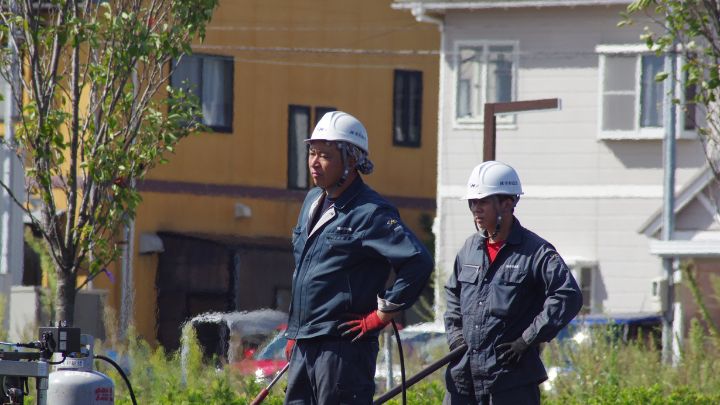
[95,386,113,402]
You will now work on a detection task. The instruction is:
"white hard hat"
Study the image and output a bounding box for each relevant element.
[462,161,523,200]
[307,111,369,153]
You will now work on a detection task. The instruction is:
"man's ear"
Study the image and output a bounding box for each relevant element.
[501,197,515,214]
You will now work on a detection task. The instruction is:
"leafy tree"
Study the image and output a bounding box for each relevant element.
[625,0,720,174]
[625,1,720,348]
[0,0,218,324]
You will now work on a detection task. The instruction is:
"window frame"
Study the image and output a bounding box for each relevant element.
[452,40,519,129]
[287,105,312,190]
[596,44,697,140]
[314,106,336,127]
[392,69,423,148]
[170,53,234,133]
[570,261,601,315]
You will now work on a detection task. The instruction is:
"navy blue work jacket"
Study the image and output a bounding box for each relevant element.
[444,217,582,395]
[285,177,433,340]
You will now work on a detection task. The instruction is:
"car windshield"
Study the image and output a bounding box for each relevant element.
[254,331,286,360]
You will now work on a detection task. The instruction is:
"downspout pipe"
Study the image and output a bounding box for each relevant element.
[406,3,444,321]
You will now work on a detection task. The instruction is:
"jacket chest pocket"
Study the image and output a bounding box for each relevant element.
[291,227,304,257]
[458,265,479,284]
[458,265,480,315]
[488,266,530,318]
[326,232,361,253]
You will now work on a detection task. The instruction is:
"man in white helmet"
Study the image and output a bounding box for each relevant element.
[443,161,582,405]
[283,111,433,404]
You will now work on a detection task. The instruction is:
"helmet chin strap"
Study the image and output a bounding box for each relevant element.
[476,218,501,240]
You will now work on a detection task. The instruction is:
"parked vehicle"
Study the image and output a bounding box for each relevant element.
[375,322,447,389]
[542,312,662,392]
[233,328,288,382]
[237,321,449,386]
[189,309,288,365]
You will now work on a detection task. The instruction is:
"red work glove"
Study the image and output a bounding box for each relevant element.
[338,311,389,342]
[285,338,295,361]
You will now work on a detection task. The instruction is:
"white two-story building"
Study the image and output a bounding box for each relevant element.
[392,0,720,337]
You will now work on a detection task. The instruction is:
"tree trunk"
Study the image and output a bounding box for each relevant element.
[55,267,77,326]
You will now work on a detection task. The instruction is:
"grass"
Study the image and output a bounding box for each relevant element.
[15,317,720,404]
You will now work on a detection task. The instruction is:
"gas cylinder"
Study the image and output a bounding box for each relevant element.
[47,334,115,405]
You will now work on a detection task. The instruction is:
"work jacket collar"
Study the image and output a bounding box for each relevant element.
[477,215,523,249]
[331,175,364,211]
[505,216,524,245]
[307,176,364,237]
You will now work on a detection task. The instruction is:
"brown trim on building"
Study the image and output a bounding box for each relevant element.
[137,179,436,210]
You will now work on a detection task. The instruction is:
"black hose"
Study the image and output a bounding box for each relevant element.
[374,344,467,404]
[95,354,138,405]
[389,320,406,405]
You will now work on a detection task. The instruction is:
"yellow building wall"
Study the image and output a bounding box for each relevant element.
[103,0,439,345]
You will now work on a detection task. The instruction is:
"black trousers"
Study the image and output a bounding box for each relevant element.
[443,384,541,405]
[284,336,379,405]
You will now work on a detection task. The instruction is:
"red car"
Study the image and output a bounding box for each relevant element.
[234,329,288,383]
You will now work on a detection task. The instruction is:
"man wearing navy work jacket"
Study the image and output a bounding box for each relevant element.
[444,161,582,405]
[283,111,433,405]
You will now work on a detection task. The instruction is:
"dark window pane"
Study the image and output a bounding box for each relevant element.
[202,57,233,131]
[640,55,664,128]
[457,47,482,119]
[488,46,513,103]
[393,70,422,147]
[288,105,311,189]
[684,71,697,131]
[170,54,234,133]
[171,55,202,95]
[314,106,336,127]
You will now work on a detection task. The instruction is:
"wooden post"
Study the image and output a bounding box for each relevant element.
[482,98,561,161]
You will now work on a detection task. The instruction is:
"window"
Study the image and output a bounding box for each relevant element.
[288,105,337,189]
[570,262,601,315]
[455,42,516,125]
[597,45,697,139]
[171,54,234,132]
[314,106,336,126]
[288,105,311,190]
[393,70,422,147]
[682,69,698,131]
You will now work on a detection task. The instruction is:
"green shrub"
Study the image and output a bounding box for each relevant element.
[32,320,720,404]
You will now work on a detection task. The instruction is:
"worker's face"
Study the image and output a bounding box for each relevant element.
[469,197,499,231]
[308,141,344,189]
[469,196,513,231]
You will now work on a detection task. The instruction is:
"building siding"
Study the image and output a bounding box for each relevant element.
[434,5,707,318]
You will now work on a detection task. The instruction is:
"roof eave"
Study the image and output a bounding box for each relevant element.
[392,0,633,11]
[638,166,716,236]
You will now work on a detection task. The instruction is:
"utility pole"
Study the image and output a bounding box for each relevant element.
[482,98,561,161]
[661,45,677,365]
[0,0,25,328]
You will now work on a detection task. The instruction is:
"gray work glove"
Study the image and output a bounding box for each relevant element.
[449,336,466,351]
